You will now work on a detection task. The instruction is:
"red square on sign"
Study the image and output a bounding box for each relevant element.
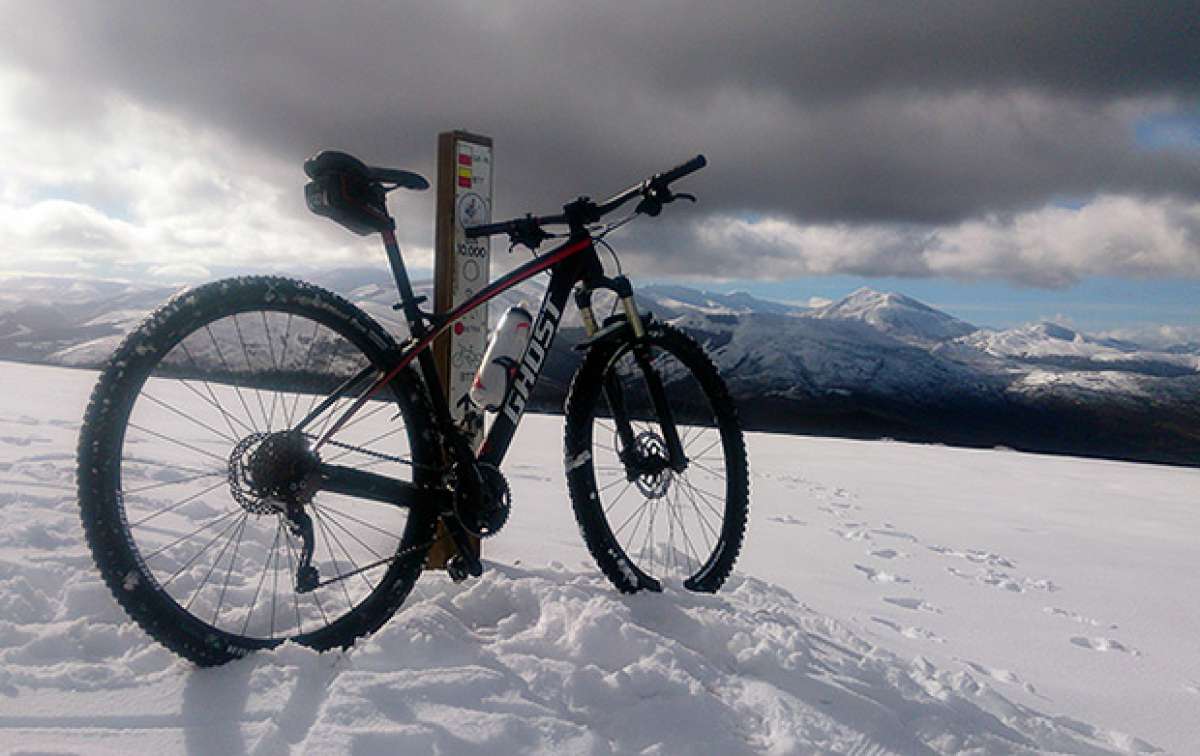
[458,153,472,166]
[458,176,471,188]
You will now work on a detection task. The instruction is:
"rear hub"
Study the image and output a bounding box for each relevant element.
[228,430,321,514]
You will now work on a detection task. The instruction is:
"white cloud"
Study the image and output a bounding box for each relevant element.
[0,74,435,276]
[684,195,1200,287]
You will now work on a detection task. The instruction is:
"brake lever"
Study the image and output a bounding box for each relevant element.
[506,214,550,252]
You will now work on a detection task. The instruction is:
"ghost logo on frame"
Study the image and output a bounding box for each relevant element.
[502,301,561,424]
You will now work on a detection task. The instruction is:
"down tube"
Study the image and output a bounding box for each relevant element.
[479,252,587,465]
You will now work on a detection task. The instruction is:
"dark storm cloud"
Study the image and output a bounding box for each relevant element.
[2,1,1198,279]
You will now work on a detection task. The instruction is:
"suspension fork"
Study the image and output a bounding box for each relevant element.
[575,279,687,473]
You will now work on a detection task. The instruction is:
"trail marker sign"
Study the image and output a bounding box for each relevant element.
[429,130,492,568]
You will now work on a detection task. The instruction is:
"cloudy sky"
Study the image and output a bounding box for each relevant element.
[1,1,1197,331]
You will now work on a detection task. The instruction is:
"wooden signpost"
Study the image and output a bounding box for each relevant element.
[427,130,493,569]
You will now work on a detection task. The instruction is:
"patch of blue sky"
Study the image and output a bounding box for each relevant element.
[1133,107,1200,152]
[643,274,1200,332]
[28,185,133,222]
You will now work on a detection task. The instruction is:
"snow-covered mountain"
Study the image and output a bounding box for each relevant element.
[811,287,977,345]
[1,271,1197,465]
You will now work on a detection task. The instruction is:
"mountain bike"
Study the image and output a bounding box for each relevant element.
[77,150,749,665]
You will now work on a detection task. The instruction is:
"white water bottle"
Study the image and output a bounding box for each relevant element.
[469,306,533,411]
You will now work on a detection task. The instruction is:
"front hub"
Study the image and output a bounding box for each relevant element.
[621,430,673,499]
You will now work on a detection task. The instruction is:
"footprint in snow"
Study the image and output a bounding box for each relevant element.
[1044,607,1115,629]
[830,527,871,542]
[927,545,1015,568]
[959,660,1042,697]
[1184,683,1200,695]
[871,617,945,643]
[869,548,908,560]
[946,567,1059,594]
[883,597,942,614]
[870,526,918,542]
[767,515,807,526]
[0,435,52,447]
[854,564,909,584]
[1070,636,1140,656]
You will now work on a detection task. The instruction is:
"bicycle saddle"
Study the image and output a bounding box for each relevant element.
[303,150,429,191]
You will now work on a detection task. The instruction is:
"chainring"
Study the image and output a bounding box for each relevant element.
[453,462,511,538]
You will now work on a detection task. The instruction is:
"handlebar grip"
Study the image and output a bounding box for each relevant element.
[657,154,707,185]
[464,221,510,239]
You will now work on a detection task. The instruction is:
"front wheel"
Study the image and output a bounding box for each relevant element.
[564,321,748,593]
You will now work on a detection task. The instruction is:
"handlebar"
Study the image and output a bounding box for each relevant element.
[465,154,706,242]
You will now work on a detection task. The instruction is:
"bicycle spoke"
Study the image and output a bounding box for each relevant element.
[611,489,650,537]
[680,475,726,523]
[688,459,726,481]
[242,521,281,636]
[123,457,224,478]
[178,341,251,439]
[232,313,272,430]
[139,391,238,444]
[679,478,719,544]
[205,323,261,434]
[311,506,356,614]
[128,478,229,528]
[268,521,282,638]
[604,479,637,516]
[280,523,306,633]
[312,503,375,593]
[212,513,250,623]
[293,319,323,424]
[143,507,241,563]
[122,470,224,497]
[126,422,228,463]
[160,511,244,590]
[334,399,391,436]
[314,501,403,539]
[317,505,386,560]
[261,311,282,430]
[184,512,247,612]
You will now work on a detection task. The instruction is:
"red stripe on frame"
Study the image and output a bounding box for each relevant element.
[315,237,593,450]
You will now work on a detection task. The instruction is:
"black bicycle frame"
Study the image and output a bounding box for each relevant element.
[313,228,603,473]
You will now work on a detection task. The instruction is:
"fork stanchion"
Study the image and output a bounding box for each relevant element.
[427,130,494,570]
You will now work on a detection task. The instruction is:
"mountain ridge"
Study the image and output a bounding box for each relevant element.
[1,271,1196,465]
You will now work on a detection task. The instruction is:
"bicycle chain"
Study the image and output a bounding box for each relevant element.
[311,434,441,473]
[310,533,443,590]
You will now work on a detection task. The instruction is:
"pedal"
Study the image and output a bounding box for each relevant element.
[295,565,319,593]
[443,517,484,578]
[445,557,472,583]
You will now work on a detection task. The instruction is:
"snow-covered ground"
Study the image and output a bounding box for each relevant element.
[1,361,1197,754]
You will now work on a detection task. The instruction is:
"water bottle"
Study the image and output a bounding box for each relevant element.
[469,306,533,411]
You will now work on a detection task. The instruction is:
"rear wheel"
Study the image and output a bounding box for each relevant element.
[77,277,439,665]
[564,322,748,593]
